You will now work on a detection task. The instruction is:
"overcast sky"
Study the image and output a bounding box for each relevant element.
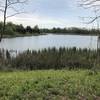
[0,0,99,28]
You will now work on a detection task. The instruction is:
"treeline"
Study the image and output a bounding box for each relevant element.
[41,27,100,35]
[0,47,99,71]
[0,22,40,36]
[0,22,100,36]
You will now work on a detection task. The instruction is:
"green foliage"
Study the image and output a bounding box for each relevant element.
[15,24,26,34]
[0,70,100,100]
[33,25,40,34]
[0,22,40,36]
[40,27,100,35]
[0,21,100,36]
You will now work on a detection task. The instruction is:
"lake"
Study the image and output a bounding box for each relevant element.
[0,34,98,52]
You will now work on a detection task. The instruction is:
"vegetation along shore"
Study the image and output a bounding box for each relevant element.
[0,22,100,38]
[0,47,99,71]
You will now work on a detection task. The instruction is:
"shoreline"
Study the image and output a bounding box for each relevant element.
[2,33,47,39]
[2,32,99,39]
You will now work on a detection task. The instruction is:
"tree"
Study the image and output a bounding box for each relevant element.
[26,26,32,33]
[79,0,100,70]
[79,0,100,24]
[16,24,25,34]
[0,0,28,41]
[33,25,40,34]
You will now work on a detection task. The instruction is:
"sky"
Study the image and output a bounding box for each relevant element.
[0,0,99,28]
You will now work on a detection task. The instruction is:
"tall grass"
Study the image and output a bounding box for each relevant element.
[0,47,99,71]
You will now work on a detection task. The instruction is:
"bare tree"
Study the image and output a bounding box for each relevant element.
[79,0,100,69]
[0,0,28,41]
[79,0,100,24]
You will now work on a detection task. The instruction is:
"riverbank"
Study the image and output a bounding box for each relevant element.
[2,33,47,39]
[0,70,99,100]
[0,21,100,39]
[2,32,99,39]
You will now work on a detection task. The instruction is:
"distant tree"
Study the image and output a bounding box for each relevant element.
[0,0,28,41]
[26,26,32,33]
[52,27,57,33]
[16,24,25,34]
[33,25,40,34]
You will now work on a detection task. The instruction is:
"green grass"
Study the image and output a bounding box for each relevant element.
[0,70,100,100]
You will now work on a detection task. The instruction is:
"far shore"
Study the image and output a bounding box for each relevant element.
[2,33,47,39]
[1,32,99,39]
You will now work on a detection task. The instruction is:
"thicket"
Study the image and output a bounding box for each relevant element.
[0,47,99,71]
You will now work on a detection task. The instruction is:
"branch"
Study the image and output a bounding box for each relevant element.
[87,15,100,23]
[0,9,4,12]
[6,12,25,18]
[0,5,5,8]
[81,0,99,5]
[78,0,100,24]
[82,4,100,9]
[8,6,20,13]
[79,16,100,24]
[7,0,27,7]
[79,0,100,9]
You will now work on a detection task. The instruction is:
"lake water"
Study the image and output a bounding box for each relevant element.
[0,34,98,52]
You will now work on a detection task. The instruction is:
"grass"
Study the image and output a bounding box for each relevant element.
[0,70,100,100]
